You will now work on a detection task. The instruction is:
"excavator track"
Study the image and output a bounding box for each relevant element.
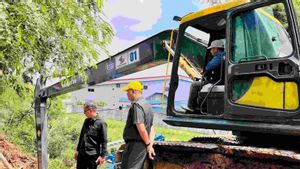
[149,136,300,169]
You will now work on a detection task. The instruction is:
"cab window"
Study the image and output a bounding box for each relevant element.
[231,3,293,63]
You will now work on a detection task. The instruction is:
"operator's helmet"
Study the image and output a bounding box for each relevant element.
[207,39,224,49]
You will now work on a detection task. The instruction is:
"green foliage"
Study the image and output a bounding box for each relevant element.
[48,112,81,159]
[47,113,84,168]
[75,100,107,107]
[0,0,113,88]
[156,127,204,141]
[293,0,300,31]
[105,119,126,142]
[271,4,288,28]
[46,114,202,168]
[271,1,300,31]
[48,94,70,119]
[0,0,113,166]
[48,159,70,169]
[0,79,36,153]
[96,101,107,107]
[104,119,203,142]
[75,100,84,106]
[1,101,204,169]
[0,80,71,155]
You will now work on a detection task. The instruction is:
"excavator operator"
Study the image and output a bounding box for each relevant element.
[186,39,225,112]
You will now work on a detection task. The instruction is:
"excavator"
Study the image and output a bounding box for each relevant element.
[33,0,300,168]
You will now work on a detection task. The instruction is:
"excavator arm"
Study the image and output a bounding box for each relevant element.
[40,31,175,98]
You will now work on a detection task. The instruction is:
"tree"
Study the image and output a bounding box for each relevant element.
[0,0,113,164]
[0,0,113,92]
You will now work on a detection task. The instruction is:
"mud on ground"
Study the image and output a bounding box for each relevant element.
[0,134,37,169]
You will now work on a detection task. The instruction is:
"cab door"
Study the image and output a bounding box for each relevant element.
[225,0,300,122]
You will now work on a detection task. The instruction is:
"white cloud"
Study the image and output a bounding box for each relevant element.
[191,0,210,9]
[106,36,147,57]
[103,0,162,32]
[191,0,228,9]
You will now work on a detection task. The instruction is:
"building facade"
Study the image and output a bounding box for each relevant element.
[68,63,193,113]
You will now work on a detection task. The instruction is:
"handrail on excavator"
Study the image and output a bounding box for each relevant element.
[162,40,202,81]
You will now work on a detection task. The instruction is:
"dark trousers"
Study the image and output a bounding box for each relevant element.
[121,142,147,169]
[77,154,99,169]
[187,80,208,111]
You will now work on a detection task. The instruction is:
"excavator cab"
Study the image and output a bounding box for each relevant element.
[165,0,300,136]
[183,25,227,115]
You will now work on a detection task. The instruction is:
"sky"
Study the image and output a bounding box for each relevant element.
[46,0,225,86]
[102,0,213,56]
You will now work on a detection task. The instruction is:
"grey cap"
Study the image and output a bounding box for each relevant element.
[84,100,97,109]
[207,39,224,49]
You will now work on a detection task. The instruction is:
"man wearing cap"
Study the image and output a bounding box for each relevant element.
[187,39,225,112]
[121,80,155,169]
[205,39,225,74]
[74,100,107,169]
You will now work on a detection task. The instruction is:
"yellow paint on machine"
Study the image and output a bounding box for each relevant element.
[285,82,299,109]
[236,76,298,110]
[181,0,250,24]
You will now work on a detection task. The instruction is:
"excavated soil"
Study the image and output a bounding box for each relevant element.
[0,134,37,169]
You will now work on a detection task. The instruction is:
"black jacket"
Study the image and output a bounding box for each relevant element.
[76,115,107,157]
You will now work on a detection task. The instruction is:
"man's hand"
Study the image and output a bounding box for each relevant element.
[96,156,105,165]
[147,145,156,160]
[74,151,79,160]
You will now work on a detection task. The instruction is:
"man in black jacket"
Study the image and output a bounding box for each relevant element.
[74,100,107,169]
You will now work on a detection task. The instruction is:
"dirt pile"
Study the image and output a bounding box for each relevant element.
[0,134,37,169]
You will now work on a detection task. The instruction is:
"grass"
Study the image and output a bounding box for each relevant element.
[155,127,204,141]
[70,113,204,142]
[2,112,204,169]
